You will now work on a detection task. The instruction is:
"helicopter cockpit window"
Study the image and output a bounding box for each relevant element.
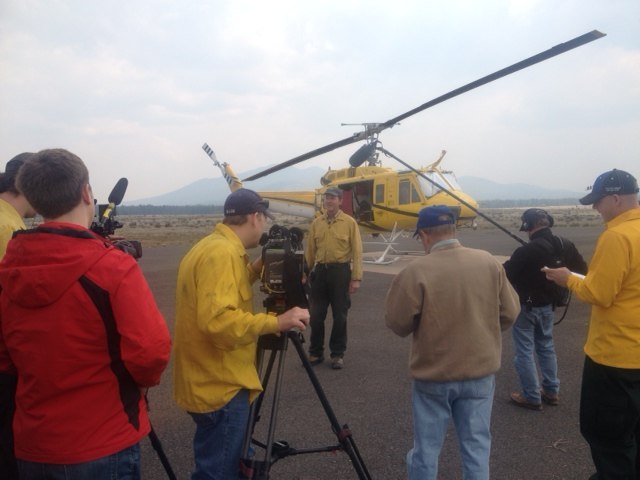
[441,172,462,190]
[399,179,421,205]
[418,176,439,198]
[375,184,384,203]
[418,171,461,199]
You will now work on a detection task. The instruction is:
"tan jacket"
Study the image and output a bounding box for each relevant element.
[385,240,519,382]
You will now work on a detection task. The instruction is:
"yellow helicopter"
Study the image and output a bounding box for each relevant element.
[203,143,476,234]
[203,30,604,237]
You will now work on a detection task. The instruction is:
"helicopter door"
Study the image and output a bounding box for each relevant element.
[340,187,354,216]
[353,181,374,221]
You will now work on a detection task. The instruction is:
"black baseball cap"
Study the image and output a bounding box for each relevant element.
[519,208,554,232]
[223,188,274,219]
[0,152,34,193]
[580,169,639,205]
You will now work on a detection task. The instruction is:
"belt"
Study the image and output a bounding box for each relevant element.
[315,262,349,268]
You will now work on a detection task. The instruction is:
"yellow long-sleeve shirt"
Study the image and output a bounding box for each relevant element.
[304,210,363,281]
[0,198,26,258]
[567,207,640,368]
[173,223,279,413]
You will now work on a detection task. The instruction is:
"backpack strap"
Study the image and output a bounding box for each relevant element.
[531,235,565,266]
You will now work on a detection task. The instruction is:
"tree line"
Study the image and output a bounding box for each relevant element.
[117,205,223,215]
[478,198,582,208]
[117,198,582,215]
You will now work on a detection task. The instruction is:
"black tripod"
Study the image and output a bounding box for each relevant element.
[239,330,371,479]
[145,394,177,480]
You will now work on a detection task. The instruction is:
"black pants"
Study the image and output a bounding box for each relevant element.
[0,373,18,480]
[308,263,351,359]
[581,355,640,479]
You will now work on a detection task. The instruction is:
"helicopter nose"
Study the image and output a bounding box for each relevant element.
[457,195,479,220]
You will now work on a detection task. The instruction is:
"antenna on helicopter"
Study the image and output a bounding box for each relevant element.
[425,150,447,170]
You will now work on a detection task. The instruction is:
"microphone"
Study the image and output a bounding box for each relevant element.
[101,178,128,224]
[349,143,377,167]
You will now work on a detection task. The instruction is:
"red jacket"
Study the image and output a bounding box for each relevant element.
[0,222,171,464]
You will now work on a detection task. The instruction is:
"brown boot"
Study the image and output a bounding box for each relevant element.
[510,392,542,411]
[541,390,559,406]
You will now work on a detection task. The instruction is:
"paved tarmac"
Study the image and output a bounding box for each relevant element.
[136,225,604,479]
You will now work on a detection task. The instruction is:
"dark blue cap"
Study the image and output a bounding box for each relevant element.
[580,169,639,205]
[224,188,274,219]
[414,205,456,237]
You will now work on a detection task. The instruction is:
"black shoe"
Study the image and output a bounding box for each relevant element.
[308,355,324,366]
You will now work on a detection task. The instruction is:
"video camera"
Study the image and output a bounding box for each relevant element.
[259,225,308,314]
[90,177,142,259]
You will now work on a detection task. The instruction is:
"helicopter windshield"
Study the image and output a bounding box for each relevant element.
[418,171,462,199]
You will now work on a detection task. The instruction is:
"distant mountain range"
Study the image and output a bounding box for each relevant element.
[125,165,326,206]
[125,168,584,206]
[457,176,584,201]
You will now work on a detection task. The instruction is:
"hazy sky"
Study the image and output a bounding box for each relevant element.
[1,0,638,202]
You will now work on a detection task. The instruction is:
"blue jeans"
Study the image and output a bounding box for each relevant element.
[188,389,250,480]
[408,374,495,480]
[512,305,559,403]
[17,444,140,480]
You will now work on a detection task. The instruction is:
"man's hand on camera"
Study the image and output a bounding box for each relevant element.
[250,257,263,276]
[277,307,310,332]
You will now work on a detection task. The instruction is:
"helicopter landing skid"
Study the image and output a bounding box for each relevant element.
[362,223,406,265]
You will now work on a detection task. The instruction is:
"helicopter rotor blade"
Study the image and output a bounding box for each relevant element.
[382,30,605,128]
[243,135,359,182]
[243,30,605,183]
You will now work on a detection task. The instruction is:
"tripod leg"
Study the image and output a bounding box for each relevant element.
[241,346,276,479]
[289,332,372,480]
[240,335,290,480]
[260,344,289,478]
[148,426,178,480]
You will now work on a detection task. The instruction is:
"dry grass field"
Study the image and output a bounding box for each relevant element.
[475,206,602,230]
[116,214,311,247]
[117,215,222,247]
[116,206,602,247]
